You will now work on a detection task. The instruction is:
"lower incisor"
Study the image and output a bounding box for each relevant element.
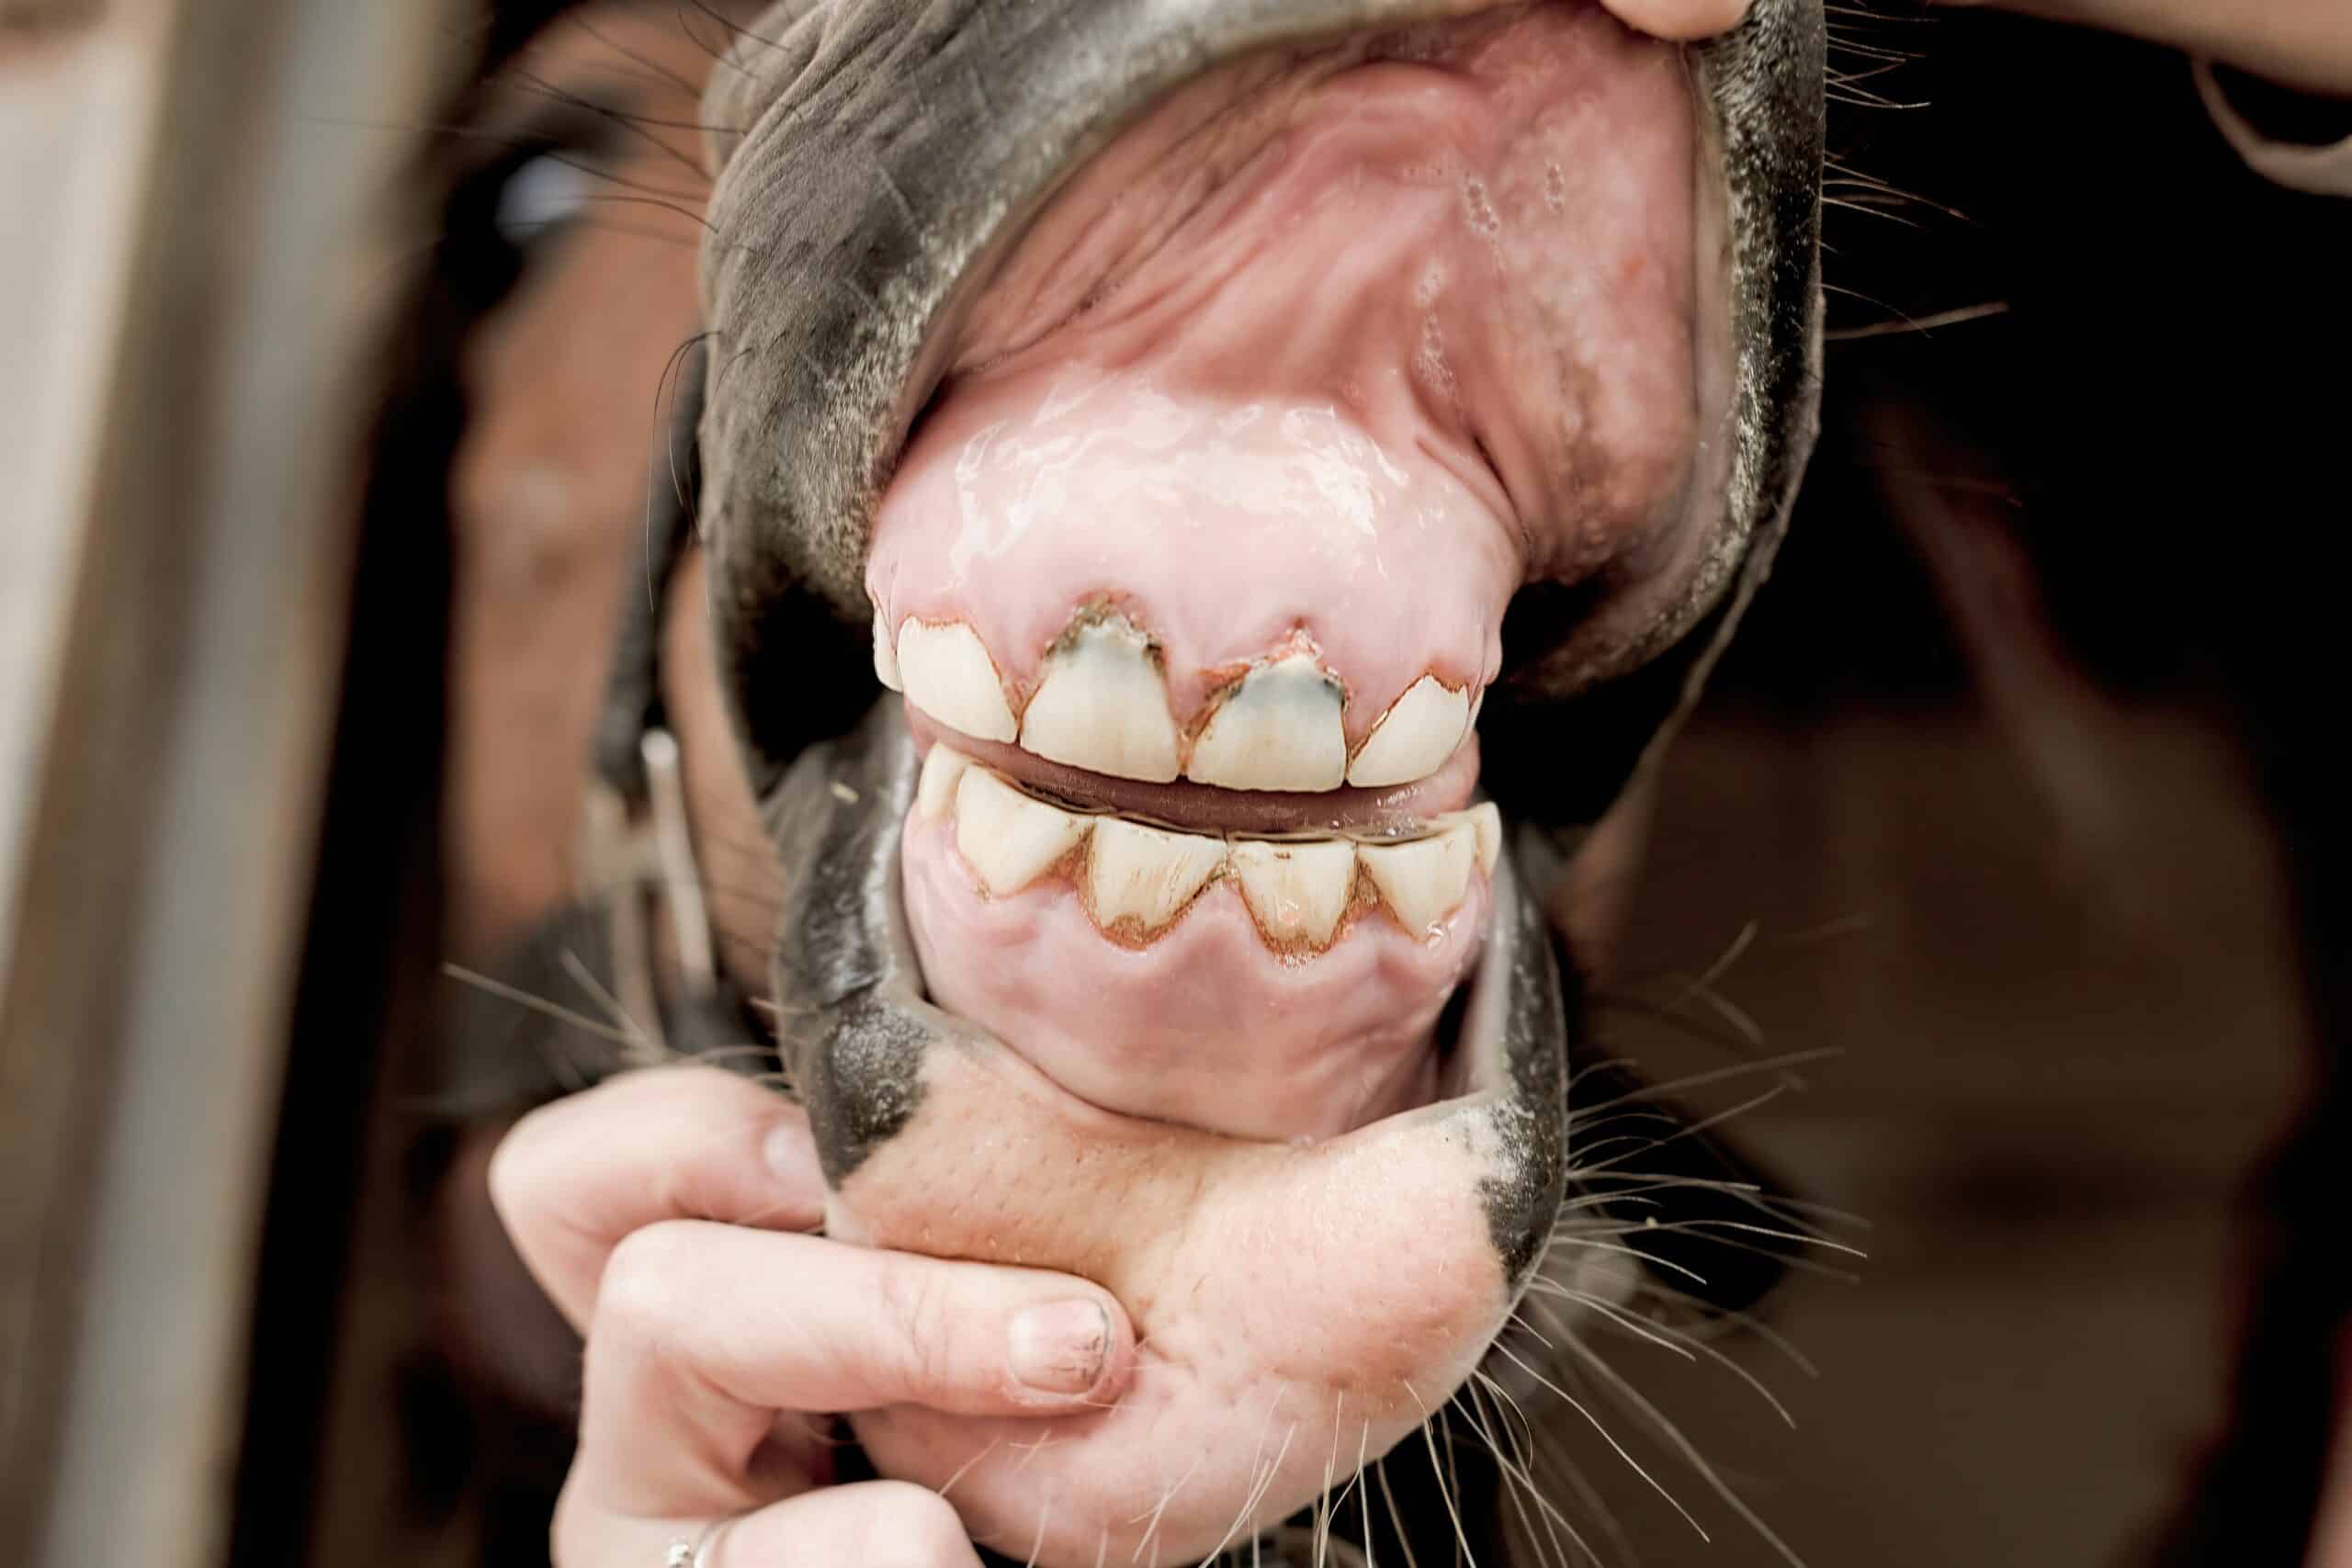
[933,747,1498,950]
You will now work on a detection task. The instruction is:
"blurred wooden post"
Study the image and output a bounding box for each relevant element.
[0,2,102,27]
[0,3,459,1565]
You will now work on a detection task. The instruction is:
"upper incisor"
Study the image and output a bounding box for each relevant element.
[1346,675,1471,787]
[1184,653,1349,792]
[888,613,1478,791]
[1018,615,1182,783]
[898,619,1017,742]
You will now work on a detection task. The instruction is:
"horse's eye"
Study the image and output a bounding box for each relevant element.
[492,152,594,252]
[440,142,594,314]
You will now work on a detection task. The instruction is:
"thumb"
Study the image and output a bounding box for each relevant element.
[1601,0,1755,41]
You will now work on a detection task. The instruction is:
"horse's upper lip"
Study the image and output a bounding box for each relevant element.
[698,0,1825,845]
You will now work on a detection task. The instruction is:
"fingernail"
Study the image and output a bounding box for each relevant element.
[1007,1299,1110,1395]
[763,1122,824,1194]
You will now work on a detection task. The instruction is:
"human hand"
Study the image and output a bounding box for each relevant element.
[1930,0,2352,96]
[489,1067,1136,1566]
[1600,0,1756,39]
[1602,0,2351,98]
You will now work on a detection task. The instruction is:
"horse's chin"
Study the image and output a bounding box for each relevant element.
[767,704,1568,1566]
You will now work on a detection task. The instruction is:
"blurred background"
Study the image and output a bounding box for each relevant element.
[3,2,2346,1566]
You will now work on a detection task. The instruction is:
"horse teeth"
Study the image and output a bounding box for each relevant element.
[1467,801,1500,874]
[898,618,1016,743]
[1018,615,1182,783]
[873,608,902,691]
[954,766,1091,895]
[1357,821,1478,937]
[1086,818,1226,934]
[915,743,971,822]
[1346,675,1472,787]
[932,758,1498,947]
[1184,653,1347,793]
[1229,839,1357,948]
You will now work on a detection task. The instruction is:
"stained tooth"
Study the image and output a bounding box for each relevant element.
[1467,802,1501,874]
[953,767,1091,895]
[873,610,903,691]
[897,619,1016,743]
[1086,819,1226,933]
[1185,653,1347,792]
[1346,675,1472,787]
[914,744,971,822]
[1018,616,1182,783]
[1229,839,1356,947]
[1357,822,1477,936]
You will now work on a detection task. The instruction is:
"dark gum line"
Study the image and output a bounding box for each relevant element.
[903,705,1482,836]
[999,773,1470,847]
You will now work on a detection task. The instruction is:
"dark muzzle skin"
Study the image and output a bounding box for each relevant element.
[684,1,1826,1561]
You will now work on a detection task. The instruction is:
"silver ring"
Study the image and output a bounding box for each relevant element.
[665,1514,740,1568]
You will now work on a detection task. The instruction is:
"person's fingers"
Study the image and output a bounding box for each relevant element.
[1601,0,1754,40]
[558,1480,985,1568]
[571,1220,1135,1517]
[1930,0,2352,96]
[488,1066,826,1331]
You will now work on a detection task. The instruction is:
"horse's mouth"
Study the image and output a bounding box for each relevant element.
[702,0,1824,1560]
[864,1,1727,1146]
